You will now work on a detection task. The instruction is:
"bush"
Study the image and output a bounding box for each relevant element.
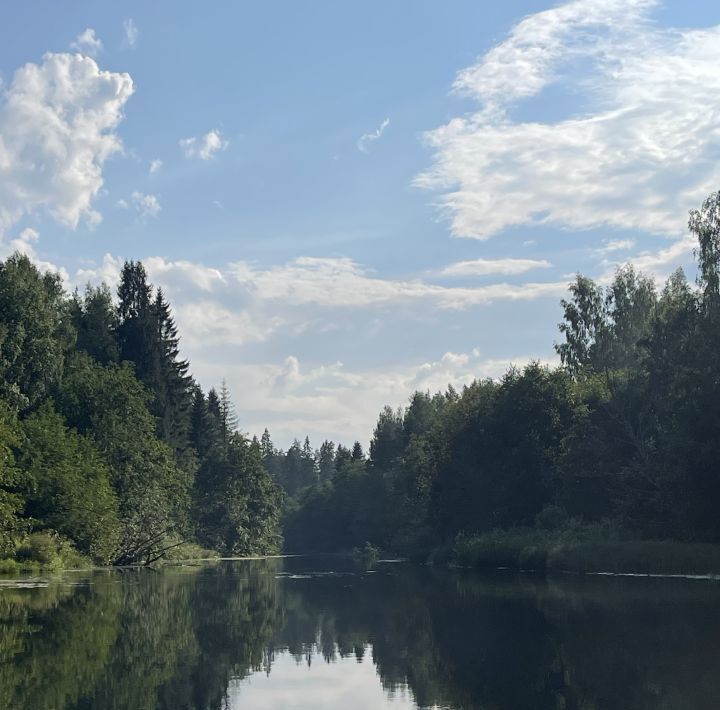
[162,541,219,562]
[14,531,89,570]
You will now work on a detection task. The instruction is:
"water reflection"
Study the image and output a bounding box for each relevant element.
[2,557,720,709]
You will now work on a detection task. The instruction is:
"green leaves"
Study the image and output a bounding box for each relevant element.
[19,404,120,563]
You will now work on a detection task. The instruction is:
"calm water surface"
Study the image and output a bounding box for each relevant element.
[2,556,720,709]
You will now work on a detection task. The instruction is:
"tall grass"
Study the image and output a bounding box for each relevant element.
[441,528,720,576]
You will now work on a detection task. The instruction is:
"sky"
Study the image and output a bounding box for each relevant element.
[228,646,416,709]
[1,0,719,448]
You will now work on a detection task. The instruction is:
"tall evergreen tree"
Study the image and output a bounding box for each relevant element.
[219,379,239,444]
[317,440,336,482]
[152,288,194,455]
[72,284,120,365]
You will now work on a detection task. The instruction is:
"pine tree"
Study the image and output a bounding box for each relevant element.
[317,440,336,482]
[219,379,239,443]
[73,284,120,364]
[351,441,364,461]
[152,289,194,454]
[260,428,274,460]
[116,263,194,456]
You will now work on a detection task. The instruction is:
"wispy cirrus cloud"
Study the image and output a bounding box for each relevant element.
[123,19,139,49]
[416,0,720,240]
[358,118,390,152]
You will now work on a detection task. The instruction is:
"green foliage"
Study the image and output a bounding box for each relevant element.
[57,354,193,564]
[194,434,281,555]
[19,404,120,562]
[0,399,26,556]
[71,283,120,365]
[0,254,72,410]
[0,253,283,568]
[14,531,89,570]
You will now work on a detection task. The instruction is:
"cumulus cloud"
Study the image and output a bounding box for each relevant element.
[193,349,553,446]
[416,0,720,239]
[70,28,102,57]
[174,301,280,347]
[437,257,551,277]
[143,256,226,291]
[179,129,229,160]
[0,52,133,234]
[149,159,163,174]
[75,253,125,289]
[131,191,161,219]
[123,19,139,49]
[358,118,390,152]
[0,228,70,284]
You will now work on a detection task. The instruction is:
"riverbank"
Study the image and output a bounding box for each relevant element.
[0,532,219,574]
[430,528,720,577]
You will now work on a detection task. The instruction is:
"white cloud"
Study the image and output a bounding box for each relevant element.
[229,256,567,309]
[437,257,551,277]
[1,228,70,285]
[0,52,133,234]
[357,118,390,153]
[179,129,229,160]
[131,191,161,219]
[597,239,636,254]
[600,235,696,282]
[123,19,139,49]
[75,253,125,289]
[149,159,163,174]
[416,0,720,239]
[175,301,280,347]
[194,349,555,446]
[41,248,567,444]
[70,28,102,57]
[144,256,225,291]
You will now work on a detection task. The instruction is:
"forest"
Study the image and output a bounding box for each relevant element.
[2,191,720,568]
[0,259,281,568]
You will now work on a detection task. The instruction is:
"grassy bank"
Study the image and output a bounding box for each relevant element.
[433,528,720,577]
[0,533,219,575]
[0,532,91,574]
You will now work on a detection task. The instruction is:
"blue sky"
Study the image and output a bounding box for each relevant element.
[1,0,718,447]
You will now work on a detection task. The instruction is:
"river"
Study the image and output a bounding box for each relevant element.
[1,556,719,709]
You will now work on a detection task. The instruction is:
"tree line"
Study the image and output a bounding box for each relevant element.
[0,259,281,566]
[278,191,720,553]
[4,190,720,565]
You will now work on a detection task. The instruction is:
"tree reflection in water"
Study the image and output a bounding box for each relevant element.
[2,558,720,709]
